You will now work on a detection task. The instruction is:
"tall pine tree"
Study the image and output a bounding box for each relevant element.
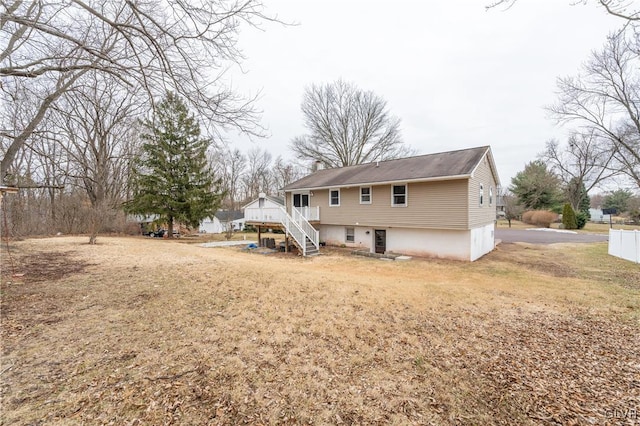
[510,161,562,211]
[125,93,224,237]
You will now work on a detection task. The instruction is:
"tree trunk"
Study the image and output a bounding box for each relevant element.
[168,216,174,239]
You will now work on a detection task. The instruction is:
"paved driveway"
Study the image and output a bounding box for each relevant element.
[495,228,609,244]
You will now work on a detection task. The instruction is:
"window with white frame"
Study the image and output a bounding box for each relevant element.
[392,184,407,206]
[329,189,340,206]
[345,227,355,243]
[479,184,484,206]
[489,186,493,206]
[360,186,371,204]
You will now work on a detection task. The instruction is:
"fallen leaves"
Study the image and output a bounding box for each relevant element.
[1,237,638,425]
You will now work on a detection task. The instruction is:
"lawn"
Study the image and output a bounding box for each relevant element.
[1,236,639,425]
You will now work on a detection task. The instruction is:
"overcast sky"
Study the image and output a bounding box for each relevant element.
[224,0,623,187]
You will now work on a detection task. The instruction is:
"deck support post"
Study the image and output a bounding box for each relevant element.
[257,226,262,246]
[285,233,289,253]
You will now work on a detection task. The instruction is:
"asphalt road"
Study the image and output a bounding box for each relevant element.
[495,228,609,244]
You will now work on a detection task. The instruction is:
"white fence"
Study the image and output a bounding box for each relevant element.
[609,229,640,264]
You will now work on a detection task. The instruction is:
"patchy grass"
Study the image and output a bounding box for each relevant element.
[1,236,639,425]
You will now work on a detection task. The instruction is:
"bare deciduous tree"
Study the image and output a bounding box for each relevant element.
[540,131,619,207]
[51,73,143,244]
[290,80,413,168]
[486,0,640,21]
[549,31,640,189]
[1,0,272,182]
[243,147,272,200]
[271,155,305,196]
[501,190,524,227]
[210,146,248,209]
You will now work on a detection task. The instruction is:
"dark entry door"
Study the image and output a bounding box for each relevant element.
[374,229,386,254]
[293,193,309,208]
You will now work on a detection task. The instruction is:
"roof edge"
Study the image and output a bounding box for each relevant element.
[284,173,472,192]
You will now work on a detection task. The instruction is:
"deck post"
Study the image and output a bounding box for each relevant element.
[257,226,262,246]
[285,233,289,253]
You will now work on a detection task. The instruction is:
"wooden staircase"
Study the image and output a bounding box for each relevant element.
[244,205,320,256]
[280,207,319,257]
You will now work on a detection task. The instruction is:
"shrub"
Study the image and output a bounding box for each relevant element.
[522,210,534,224]
[523,210,558,228]
[576,211,588,229]
[562,203,578,230]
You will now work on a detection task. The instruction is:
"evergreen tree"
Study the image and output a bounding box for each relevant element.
[578,184,591,214]
[603,189,633,214]
[510,161,562,211]
[562,203,578,230]
[125,93,224,237]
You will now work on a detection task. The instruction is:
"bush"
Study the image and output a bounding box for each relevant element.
[576,211,588,229]
[522,210,558,228]
[522,210,534,224]
[562,203,578,230]
[243,224,257,233]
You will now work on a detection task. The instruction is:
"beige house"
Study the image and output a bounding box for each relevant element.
[245,146,500,260]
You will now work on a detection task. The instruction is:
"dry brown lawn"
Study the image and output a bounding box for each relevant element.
[1,236,639,425]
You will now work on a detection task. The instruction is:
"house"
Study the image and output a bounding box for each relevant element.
[589,208,612,223]
[245,146,500,260]
[199,210,245,234]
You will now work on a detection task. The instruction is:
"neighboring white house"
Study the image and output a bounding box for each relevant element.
[589,208,612,223]
[199,210,245,234]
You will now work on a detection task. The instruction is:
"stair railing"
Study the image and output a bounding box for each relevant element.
[278,206,310,256]
[291,207,319,250]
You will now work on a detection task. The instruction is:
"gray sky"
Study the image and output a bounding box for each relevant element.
[225,0,623,187]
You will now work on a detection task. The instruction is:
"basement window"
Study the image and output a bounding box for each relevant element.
[346,227,355,243]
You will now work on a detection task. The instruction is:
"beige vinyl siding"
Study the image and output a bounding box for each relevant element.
[469,154,498,227]
[307,180,469,229]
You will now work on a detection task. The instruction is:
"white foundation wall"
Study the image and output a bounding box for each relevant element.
[385,227,471,260]
[320,225,372,250]
[469,222,495,261]
[319,225,492,261]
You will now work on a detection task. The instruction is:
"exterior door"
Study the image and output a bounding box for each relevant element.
[293,193,310,218]
[374,229,386,254]
[293,193,309,208]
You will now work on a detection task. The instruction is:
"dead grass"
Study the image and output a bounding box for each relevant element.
[497,219,639,234]
[1,236,639,425]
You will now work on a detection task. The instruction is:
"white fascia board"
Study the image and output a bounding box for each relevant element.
[283,174,471,192]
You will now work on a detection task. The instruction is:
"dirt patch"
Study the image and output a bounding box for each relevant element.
[3,249,94,283]
[488,243,577,278]
[1,237,638,425]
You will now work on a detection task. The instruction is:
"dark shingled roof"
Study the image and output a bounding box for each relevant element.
[284,146,492,190]
[214,210,244,221]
